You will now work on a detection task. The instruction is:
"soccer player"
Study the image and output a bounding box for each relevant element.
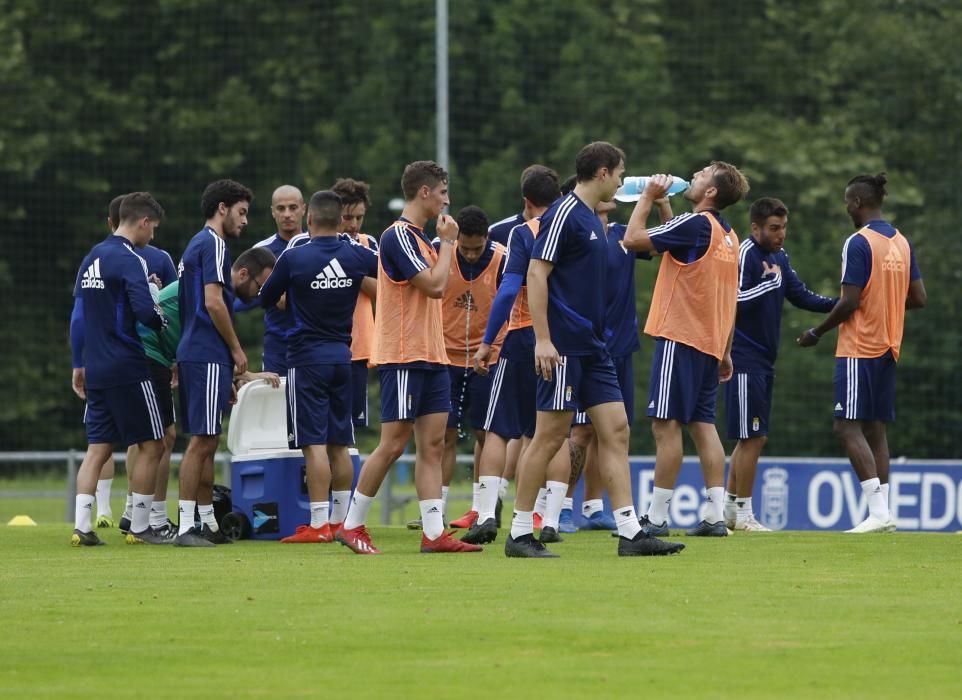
[331,177,379,431]
[624,162,750,538]
[259,190,378,543]
[336,161,482,555]
[436,205,505,528]
[69,192,169,546]
[798,173,925,533]
[462,165,561,545]
[76,194,178,530]
[505,142,683,557]
[724,197,837,531]
[175,179,254,547]
[246,185,306,374]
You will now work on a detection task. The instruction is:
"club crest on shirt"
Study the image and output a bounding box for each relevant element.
[752,416,760,432]
[565,386,572,402]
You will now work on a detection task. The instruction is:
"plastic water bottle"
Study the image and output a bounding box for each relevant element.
[614,175,689,202]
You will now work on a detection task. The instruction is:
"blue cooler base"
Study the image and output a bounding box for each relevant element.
[230,450,361,540]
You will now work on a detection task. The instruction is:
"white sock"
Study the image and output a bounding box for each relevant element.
[510,510,534,540]
[440,486,450,521]
[310,501,330,528]
[131,492,153,534]
[198,504,218,532]
[534,488,548,516]
[478,476,501,522]
[861,477,889,520]
[330,490,351,524]
[123,493,133,520]
[725,490,737,503]
[96,479,113,518]
[420,499,444,540]
[75,494,95,532]
[582,498,604,518]
[614,504,642,539]
[735,496,753,524]
[498,478,509,500]
[542,480,567,530]
[705,486,725,524]
[178,500,196,535]
[343,491,375,530]
[646,487,673,526]
[471,482,480,512]
[562,497,573,512]
[881,482,890,508]
[149,501,167,529]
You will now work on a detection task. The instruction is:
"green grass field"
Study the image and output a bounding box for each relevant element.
[1,508,960,699]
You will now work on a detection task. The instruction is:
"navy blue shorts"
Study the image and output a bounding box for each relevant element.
[536,353,623,413]
[379,366,451,422]
[834,353,896,422]
[647,339,719,424]
[286,364,355,447]
[352,360,370,427]
[85,379,167,446]
[574,353,635,426]
[483,356,536,439]
[178,361,233,436]
[262,352,289,375]
[447,366,492,431]
[725,372,775,440]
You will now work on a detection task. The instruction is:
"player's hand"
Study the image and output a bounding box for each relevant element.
[255,371,281,388]
[719,354,733,383]
[71,368,86,400]
[437,213,459,243]
[148,273,163,289]
[473,343,492,375]
[642,173,672,201]
[534,339,561,382]
[797,328,820,347]
[762,261,781,278]
[231,346,248,375]
[276,293,287,311]
[170,364,179,389]
[229,384,238,406]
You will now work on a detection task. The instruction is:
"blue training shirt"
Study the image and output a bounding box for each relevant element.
[259,235,379,366]
[237,232,303,361]
[841,219,921,288]
[486,220,538,360]
[177,227,235,366]
[138,244,178,287]
[531,193,608,356]
[72,234,165,389]
[603,222,652,357]
[488,212,525,247]
[732,237,837,374]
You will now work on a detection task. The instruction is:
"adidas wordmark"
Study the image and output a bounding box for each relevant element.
[311,258,353,289]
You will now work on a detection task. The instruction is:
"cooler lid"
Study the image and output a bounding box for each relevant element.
[226,377,289,455]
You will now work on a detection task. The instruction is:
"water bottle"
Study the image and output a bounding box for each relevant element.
[614,175,689,202]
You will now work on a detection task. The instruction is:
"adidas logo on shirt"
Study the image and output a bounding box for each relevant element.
[311,258,353,289]
[835,403,843,411]
[881,247,906,272]
[81,258,105,289]
[454,290,477,311]
[589,232,598,241]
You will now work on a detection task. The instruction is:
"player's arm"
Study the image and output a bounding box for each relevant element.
[406,215,458,298]
[204,283,247,374]
[783,258,837,312]
[257,252,289,309]
[906,278,926,310]
[797,284,861,347]
[623,174,673,253]
[736,251,780,312]
[124,259,166,331]
[359,245,379,300]
[527,259,561,380]
[69,296,86,399]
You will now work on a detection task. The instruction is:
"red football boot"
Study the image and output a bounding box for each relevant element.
[329,521,342,539]
[335,524,382,554]
[280,523,334,543]
[533,512,543,530]
[421,530,483,553]
[449,509,478,529]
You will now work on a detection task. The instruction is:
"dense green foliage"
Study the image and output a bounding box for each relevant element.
[1,0,959,456]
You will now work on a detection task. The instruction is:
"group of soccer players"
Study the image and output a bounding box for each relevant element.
[69,139,925,553]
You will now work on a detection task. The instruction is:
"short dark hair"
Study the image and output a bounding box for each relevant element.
[119,192,164,223]
[201,179,254,219]
[401,160,448,201]
[559,175,577,196]
[521,165,561,207]
[331,178,371,209]
[575,141,625,183]
[455,205,489,237]
[232,246,276,277]
[108,194,127,226]
[308,190,343,229]
[846,172,887,208]
[749,197,789,226]
[710,161,750,210]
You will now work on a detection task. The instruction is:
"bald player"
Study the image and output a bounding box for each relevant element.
[245,185,306,374]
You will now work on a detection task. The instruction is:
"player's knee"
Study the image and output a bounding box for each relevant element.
[651,419,678,443]
[833,419,859,442]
